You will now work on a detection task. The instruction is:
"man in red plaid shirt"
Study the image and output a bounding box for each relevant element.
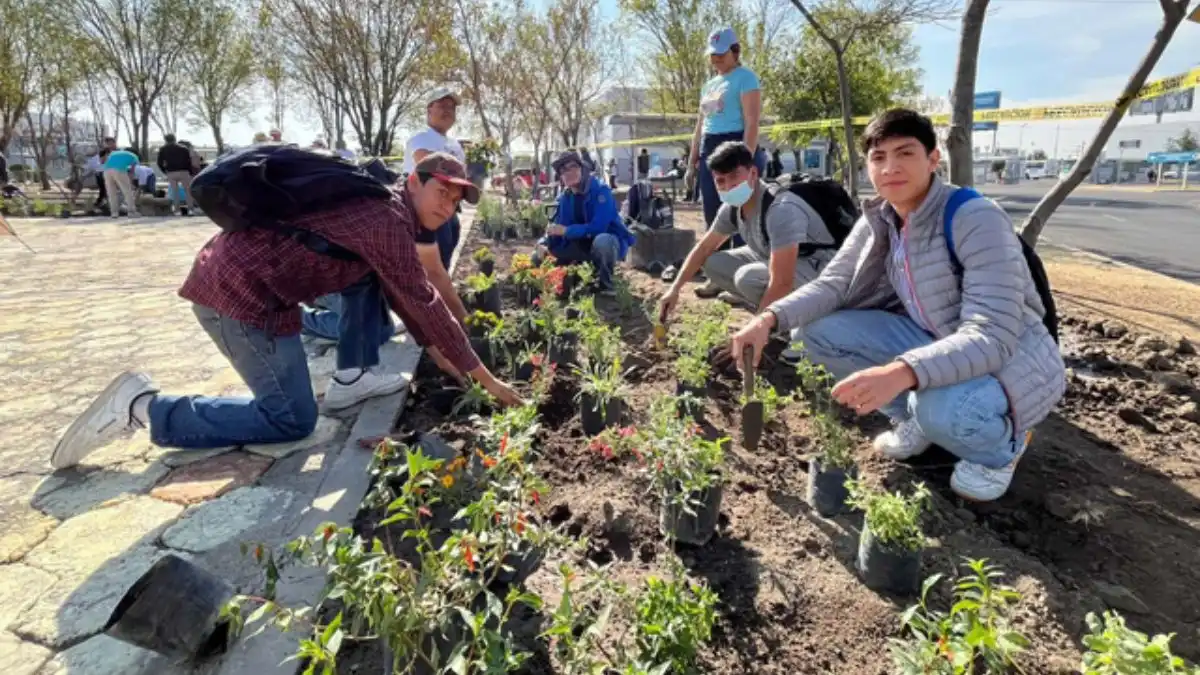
[51,153,524,469]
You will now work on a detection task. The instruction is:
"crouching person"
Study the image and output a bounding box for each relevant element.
[51,152,525,469]
[731,109,1065,501]
[535,150,636,295]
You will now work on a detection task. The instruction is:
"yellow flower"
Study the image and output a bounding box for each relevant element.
[441,474,455,489]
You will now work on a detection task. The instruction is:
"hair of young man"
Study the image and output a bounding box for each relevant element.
[164,133,176,144]
[860,108,937,155]
[706,141,755,175]
[730,44,741,59]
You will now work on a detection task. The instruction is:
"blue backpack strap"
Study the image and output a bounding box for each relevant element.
[943,186,982,274]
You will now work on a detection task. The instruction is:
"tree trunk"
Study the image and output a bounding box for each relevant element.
[833,49,859,196]
[212,120,225,154]
[947,0,989,187]
[1020,0,1189,247]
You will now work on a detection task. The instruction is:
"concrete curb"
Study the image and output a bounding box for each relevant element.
[208,209,477,675]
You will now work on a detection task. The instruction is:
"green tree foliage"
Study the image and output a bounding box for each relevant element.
[0,0,47,151]
[1167,127,1199,152]
[764,15,921,158]
[618,0,747,113]
[186,2,256,152]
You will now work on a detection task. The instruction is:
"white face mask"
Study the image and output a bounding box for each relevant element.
[717,180,753,207]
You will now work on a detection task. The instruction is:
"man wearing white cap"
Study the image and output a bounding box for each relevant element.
[405,88,467,270]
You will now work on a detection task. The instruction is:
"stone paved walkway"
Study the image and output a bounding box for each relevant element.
[0,216,420,674]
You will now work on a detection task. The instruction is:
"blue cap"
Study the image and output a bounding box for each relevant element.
[707,27,738,55]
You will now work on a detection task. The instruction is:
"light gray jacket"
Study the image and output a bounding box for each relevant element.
[768,177,1066,433]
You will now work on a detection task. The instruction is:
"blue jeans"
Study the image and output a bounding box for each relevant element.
[539,233,621,290]
[698,131,768,236]
[802,309,1020,469]
[436,214,461,270]
[301,275,395,370]
[147,304,319,449]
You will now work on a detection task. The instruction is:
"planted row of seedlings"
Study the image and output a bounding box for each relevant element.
[220,249,1200,674]
[476,195,550,242]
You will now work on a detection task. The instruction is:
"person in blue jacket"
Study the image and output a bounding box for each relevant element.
[537,150,636,294]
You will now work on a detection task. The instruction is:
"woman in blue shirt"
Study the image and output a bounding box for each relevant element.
[686,27,767,232]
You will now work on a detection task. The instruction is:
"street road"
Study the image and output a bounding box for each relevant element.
[980,183,1200,282]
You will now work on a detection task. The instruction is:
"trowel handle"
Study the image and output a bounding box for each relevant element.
[742,345,755,399]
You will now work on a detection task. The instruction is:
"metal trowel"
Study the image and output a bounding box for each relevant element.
[741,345,764,451]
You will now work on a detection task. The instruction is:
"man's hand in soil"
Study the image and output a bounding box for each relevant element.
[658,287,680,323]
[428,346,467,386]
[731,311,776,371]
[482,377,527,408]
[831,362,917,416]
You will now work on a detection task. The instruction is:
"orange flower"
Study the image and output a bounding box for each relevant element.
[514,513,527,535]
[499,433,509,456]
[530,354,544,367]
[254,544,265,562]
[464,543,476,572]
[442,474,456,489]
[477,449,498,469]
[322,525,336,541]
[531,490,540,505]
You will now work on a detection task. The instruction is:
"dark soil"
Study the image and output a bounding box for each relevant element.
[338,215,1200,674]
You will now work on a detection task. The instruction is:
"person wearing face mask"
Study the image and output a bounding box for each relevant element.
[659,141,835,332]
[536,150,636,295]
[730,109,1064,502]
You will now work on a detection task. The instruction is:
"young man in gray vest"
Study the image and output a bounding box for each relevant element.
[731,109,1065,502]
[659,141,836,357]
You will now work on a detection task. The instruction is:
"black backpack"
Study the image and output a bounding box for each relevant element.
[624,180,674,230]
[191,145,393,261]
[758,172,859,255]
[944,187,1059,343]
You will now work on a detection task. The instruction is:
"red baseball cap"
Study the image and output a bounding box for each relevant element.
[413,152,480,204]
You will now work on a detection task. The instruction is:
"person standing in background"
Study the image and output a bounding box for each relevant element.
[335,140,356,162]
[157,134,196,215]
[404,88,466,270]
[685,27,766,230]
[102,146,140,219]
[637,148,650,180]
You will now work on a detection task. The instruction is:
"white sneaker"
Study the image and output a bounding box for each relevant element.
[51,372,157,470]
[324,369,407,410]
[872,418,932,460]
[950,432,1031,502]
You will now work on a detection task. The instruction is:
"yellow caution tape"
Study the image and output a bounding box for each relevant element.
[590,66,1200,150]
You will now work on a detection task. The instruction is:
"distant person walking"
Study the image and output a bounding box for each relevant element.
[157,134,196,215]
[685,27,766,231]
[103,146,140,219]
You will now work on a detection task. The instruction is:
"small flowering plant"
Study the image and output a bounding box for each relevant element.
[576,357,629,409]
[226,446,543,674]
[635,400,726,510]
[472,246,495,265]
[465,310,501,339]
[509,253,540,288]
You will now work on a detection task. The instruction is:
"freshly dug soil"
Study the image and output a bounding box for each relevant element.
[340,220,1200,674]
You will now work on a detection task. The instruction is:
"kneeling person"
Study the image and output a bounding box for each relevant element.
[659,141,838,321]
[537,150,636,294]
[731,109,1065,502]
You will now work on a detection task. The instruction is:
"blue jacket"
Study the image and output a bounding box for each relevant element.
[546,176,636,259]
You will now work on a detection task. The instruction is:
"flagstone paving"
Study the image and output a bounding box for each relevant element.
[0,216,424,674]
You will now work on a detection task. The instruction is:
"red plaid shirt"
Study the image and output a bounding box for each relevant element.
[178,188,480,373]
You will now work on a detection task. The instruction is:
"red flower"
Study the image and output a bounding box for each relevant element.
[515,513,527,534]
[418,506,433,518]
[530,354,544,367]
[632,447,645,463]
[532,297,542,307]
[477,449,498,469]
[464,543,476,572]
[656,460,664,471]
[531,490,541,505]
[499,434,509,456]
[619,426,637,438]
[322,525,336,541]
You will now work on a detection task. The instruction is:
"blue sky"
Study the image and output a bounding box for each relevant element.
[213,0,1200,153]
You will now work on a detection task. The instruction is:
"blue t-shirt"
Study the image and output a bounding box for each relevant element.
[104,150,139,172]
[699,66,761,135]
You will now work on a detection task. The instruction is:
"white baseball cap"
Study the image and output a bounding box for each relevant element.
[426,87,460,107]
